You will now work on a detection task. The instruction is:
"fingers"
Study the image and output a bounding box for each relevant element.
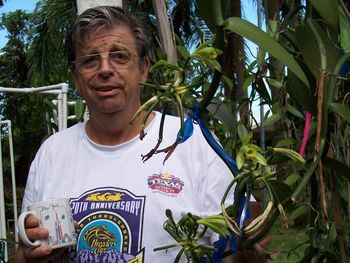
[21,245,65,263]
[17,214,65,263]
[24,214,49,242]
[258,233,272,249]
[22,245,52,262]
[73,220,80,231]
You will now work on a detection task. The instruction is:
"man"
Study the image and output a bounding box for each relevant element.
[15,6,268,263]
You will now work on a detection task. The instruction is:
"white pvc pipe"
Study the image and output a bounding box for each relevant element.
[0,83,69,255]
[61,83,68,130]
[0,127,8,261]
[0,83,69,131]
[76,0,122,15]
[0,121,18,249]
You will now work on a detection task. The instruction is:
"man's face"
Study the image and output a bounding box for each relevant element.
[73,24,149,116]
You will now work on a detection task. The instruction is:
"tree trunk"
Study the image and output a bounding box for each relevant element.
[223,0,248,126]
[152,0,178,64]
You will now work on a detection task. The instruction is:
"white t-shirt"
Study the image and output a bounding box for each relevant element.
[22,111,234,262]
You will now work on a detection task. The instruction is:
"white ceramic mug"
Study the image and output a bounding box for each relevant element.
[18,198,77,249]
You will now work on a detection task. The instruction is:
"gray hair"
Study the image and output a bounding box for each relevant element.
[66,6,150,66]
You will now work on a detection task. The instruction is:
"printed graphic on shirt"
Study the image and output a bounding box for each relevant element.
[70,187,146,262]
[147,172,184,195]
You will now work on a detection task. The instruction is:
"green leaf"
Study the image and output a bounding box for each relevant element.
[273,147,305,164]
[289,205,307,221]
[329,102,350,124]
[243,75,255,91]
[207,99,234,131]
[236,151,244,170]
[177,45,190,60]
[287,69,317,115]
[221,75,234,90]
[266,78,283,89]
[254,152,267,165]
[222,17,309,88]
[310,0,338,29]
[197,0,224,33]
[74,99,86,123]
[326,223,337,247]
[237,123,248,142]
[268,179,293,203]
[324,157,350,180]
[286,104,304,118]
[262,112,281,127]
[296,21,338,77]
[276,138,297,148]
[150,60,183,72]
[284,173,301,186]
[339,6,350,52]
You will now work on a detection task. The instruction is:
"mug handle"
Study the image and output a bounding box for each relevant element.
[18,211,42,248]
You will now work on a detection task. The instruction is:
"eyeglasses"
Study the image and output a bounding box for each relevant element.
[74,50,137,73]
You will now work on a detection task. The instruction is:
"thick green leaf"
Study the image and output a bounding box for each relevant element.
[197,0,223,33]
[286,104,304,118]
[267,78,283,89]
[273,147,305,164]
[290,205,307,221]
[237,123,248,142]
[326,223,337,247]
[207,99,234,131]
[254,152,267,165]
[222,17,309,88]
[324,157,350,180]
[150,60,183,72]
[176,45,190,60]
[262,112,280,127]
[268,179,293,203]
[236,151,244,169]
[329,102,350,124]
[339,6,350,52]
[336,179,349,203]
[276,138,297,148]
[284,173,301,186]
[243,75,254,91]
[221,75,234,90]
[310,0,338,29]
[74,99,86,123]
[287,70,317,115]
[295,21,338,78]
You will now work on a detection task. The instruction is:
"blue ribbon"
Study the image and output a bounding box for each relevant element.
[175,103,251,262]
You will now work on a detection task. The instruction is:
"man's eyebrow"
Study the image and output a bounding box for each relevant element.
[109,43,129,51]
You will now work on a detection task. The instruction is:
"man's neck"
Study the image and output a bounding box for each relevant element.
[85,110,154,146]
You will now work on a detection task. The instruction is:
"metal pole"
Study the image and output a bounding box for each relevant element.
[257,0,267,209]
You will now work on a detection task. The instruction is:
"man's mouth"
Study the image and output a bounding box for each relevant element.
[94,86,121,96]
[95,86,117,91]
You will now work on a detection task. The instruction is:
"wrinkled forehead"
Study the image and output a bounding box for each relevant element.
[76,24,137,52]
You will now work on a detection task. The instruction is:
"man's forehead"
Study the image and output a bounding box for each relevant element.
[77,27,136,50]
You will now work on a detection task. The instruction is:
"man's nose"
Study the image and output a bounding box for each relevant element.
[98,53,114,74]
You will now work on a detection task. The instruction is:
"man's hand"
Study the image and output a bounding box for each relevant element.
[14,214,65,263]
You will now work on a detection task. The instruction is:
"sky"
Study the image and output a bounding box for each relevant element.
[0,1,260,49]
[0,0,38,48]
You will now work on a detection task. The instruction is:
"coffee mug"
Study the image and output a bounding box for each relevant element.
[18,198,77,249]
